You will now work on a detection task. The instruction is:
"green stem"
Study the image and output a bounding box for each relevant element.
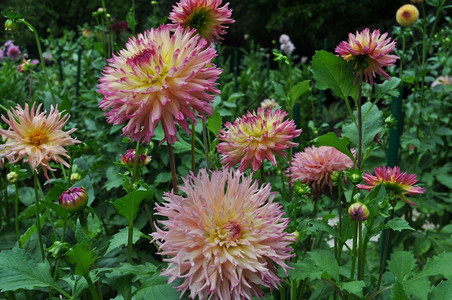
[168,144,179,195]
[127,142,141,264]
[277,156,287,199]
[350,221,358,280]
[202,121,210,169]
[356,73,363,170]
[358,221,363,280]
[280,282,286,300]
[19,20,57,105]
[377,213,393,290]
[14,182,21,247]
[290,279,298,300]
[86,274,101,300]
[336,183,343,265]
[33,171,45,261]
[191,120,196,173]
[260,164,265,184]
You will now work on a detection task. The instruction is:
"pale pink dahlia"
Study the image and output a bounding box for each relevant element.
[0,103,79,179]
[335,28,399,85]
[98,25,221,145]
[217,108,301,172]
[288,146,354,198]
[169,0,235,42]
[357,166,424,206]
[152,168,293,300]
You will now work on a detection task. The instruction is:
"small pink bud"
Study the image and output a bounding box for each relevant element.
[58,187,88,213]
[348,202,370,221]
[120,149,151,167]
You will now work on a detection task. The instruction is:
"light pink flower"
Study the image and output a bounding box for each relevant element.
[432,76,452,87]
[217,108,301,172]
[0,103,80,179]
[335,28,399,85]
[357,166,424,206]
[280,41,295,55]
[287,146,354,198]
[6,44,21,60]
[279,34,290,44]
[152,168,294,300]
[169,0,235,42]
[98,25,221,145]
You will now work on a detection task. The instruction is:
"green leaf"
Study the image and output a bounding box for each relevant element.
[272,81,287,100]
[315,132,355,163]
[436,174,452,189]
[134,271,182,300]
[309,251,340,282]
[154,172,172,184]
[1,9,22,19]
[288,80,310,104]
[412,252,452,280]
[311,50,358,101]
[287,261,323,281]
[105,227,145,254]
[73,175,95,206]
[373,77,402,99]
[392,281,408,300]
[207,110,223,136]
[65,244,97,277]
[308,220,340,240]
[386,218,415,232]
[19,210,49,247]
[430,280,452,299]
[340,281,365,298]
[111,189,153,223]
[74,219,90,244]
[387,251,416,282]
[405,276,431,300]
[0,248,60,292]
[103,272,134,299]
[342,102,384,150]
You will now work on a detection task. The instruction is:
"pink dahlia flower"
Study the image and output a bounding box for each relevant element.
[169,0,235,42]
[6,44,21,60]
[357,166,424,206]
[287,146,354,198]
[98,25,221,145]
[152,168,294,300]
[0,103,80,179]
[335,28,399,85]
[217,108,301,172]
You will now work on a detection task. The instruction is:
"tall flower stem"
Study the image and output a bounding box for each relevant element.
[18,19,57,105]
[377,212,393,290]
[168,144,179,195]
[191,121,196,173]
[350,220,358,280]
[336,183,343,265]
[33,170,45,261]
[357,221,363,280]
[356,72,364,170]
[202,121,210,169]
[14,182,21,246]
[260,164,266,184]
[127,142,141,264]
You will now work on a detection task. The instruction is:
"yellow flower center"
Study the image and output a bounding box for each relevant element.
[28,128,48,146]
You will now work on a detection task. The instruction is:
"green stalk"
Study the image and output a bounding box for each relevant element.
[356,72,363,170]
[280,282,286,300]
[86,274,101,300]
[18,20,57,105]
[336,183,343,265]
[202,121,210,169]
[33,170,45,261]
[377,213,393,290]
[168,144,179,195]
[350,221,358,280]
[358,221,363,280]
[290,279,298,300]
[128,142,141,264]
[14,182,21,247]
[260,164,265,184]
[191,120,196,173]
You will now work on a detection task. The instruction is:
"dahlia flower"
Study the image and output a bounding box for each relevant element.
[0,103,79,179]
[217,108,301,172]
[357,166,424,206]
[260,98,279,110]
[288,146,354,198]
[169,0,235,42]
[6,44,21,60]
[396,4,419,27]
[335,28,399,85]
[432,76,452,87]
[281,41,295,55]
[279,34,291,45]
[152,168,293,300]
[98,25,221,145]
[58,187,88,213]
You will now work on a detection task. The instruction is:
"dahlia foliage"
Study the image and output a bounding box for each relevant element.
[357,166,425,206]
[217,108,301,172]
[152,168,294,300]
[98,25,221,145]
[288,146,354,197]
[0,103,79,179]
[169,0,235,42]
[335,28,399,85]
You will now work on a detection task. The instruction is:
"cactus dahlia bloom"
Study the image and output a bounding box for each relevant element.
[217,108,301,172]
[0,103,79,179]
[335,28,399,85]
[169,0,235,42]
[357,166,424,206]
[151,168,294,300]
[287,146,354,198]
[98,25,221,145]
[396,4,419,27]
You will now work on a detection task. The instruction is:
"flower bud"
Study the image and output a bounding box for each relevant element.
[47,241,69,259]
[293,181,311,197]
[70,172,82,183]
[331,170,341,183]
[5,19,19,33]
[120,149,151,167]
[7,171,18,183]
[396,4,419,27]
[291,230,300,241]
[348,202,370,221]
[58,187,88,213]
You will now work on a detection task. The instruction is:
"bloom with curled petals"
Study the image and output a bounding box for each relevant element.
[357,166,424,206]
[98,25,221,145]
[6,44,21,60]
[335,28,399,85]
[396,4,419,27]
[217,108,301,172]
[0,103,79,179]
[151,168,294,300]
[432,75,452,87]
[287,146,354,198]
[169,0,235,42]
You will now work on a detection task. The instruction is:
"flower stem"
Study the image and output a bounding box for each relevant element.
[336,183,343,265]
[128,142,141,264]
[168,144,179,195]
[358,221,363,280]
[33,170,45,261]
[191,120,196,174]
[350,220,358,280]
[357,73,363,170]
[260,164,266,184]
[377,213,392,291]
[14,182,21,247]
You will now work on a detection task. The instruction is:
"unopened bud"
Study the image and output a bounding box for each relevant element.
[7,171,18,183]
[293,181,310,197]
[120,149,151,167]
[58,187,88,213]
[331,170,341,183]
[70,172,82,183]
[348,202,370,221]
[5,19,19,34]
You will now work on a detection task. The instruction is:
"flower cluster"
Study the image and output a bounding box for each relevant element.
[152,168,293,299]
[279,34,295,55]
[217,108,301,172]
[0,40,21,61]
[335,28,399,85]
[98,24,221,145]
[18,55,39,73]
